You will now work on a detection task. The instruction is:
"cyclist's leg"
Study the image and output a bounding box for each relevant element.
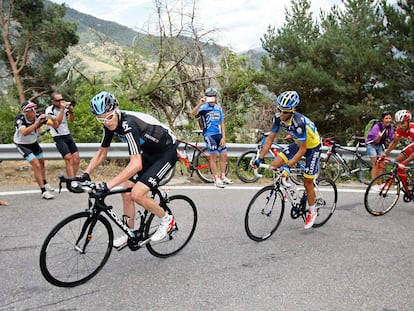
[130,145,178,241]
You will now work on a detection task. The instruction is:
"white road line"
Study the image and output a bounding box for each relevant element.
[0,185,366,196]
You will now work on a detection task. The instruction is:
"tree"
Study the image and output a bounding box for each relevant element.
[259,0,395,141]
[382,0,414,111]
[0,0,79,103]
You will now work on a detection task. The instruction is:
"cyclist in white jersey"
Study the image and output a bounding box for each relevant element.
[78,91,178,248]
[14,101,57,199]
[252,91,322,229]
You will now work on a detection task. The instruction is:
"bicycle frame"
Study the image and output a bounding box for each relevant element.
[59,177,162,250]
[177,139,209,174]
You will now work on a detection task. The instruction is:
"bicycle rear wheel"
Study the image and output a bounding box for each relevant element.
[318,153,341,182]
[39,212,113,287]
[312,177,338,227]
[354,158,372,185]
[146,195,197,257]
[236,150,262,183]
[195,149,230,183]
[364,172,401,216]
[244,185,285,241]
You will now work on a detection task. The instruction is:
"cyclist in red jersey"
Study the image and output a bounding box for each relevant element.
[381,110,414,173]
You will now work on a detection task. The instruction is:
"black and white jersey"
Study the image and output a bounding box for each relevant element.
[101,110,176,155]
[13,113,41,144]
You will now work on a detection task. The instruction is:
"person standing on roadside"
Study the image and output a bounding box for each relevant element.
[191,87,232,188]
[46,92,82,192]
[14,101,56,199]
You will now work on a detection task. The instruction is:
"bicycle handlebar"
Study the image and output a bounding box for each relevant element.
[58,175,132,195]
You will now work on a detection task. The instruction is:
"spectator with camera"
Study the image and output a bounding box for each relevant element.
[14,101,57,199]
[46,92,81,192]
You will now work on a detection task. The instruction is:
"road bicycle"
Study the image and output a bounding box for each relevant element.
[235,130,304,185]
[319,136,372,184]
[244,163,337,241]
[364,157,414,216]
[160,130,229,185]
[39,176,197,287]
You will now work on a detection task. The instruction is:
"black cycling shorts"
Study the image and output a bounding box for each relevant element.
[53,134,78,157]
[129,142,178,189]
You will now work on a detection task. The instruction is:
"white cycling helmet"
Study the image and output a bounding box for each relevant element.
[395,109,412,123]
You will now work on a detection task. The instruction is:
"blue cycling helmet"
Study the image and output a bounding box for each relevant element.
[90,91,119,115]
[205,87,218,96]
[276,91,300,111]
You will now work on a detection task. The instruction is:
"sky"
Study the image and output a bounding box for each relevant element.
[49,0,354,52]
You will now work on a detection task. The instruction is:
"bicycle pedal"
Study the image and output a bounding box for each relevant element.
[114,243,128,251]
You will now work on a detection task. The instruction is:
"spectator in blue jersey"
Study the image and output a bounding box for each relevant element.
[191,87,233,188]
[252,90,321,229]
[79,91,178,249]
[366,111,394,186]
[14,101,57,199]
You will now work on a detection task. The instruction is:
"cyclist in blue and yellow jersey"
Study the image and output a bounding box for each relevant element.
[191,87,232,188]
[252,90,321,229]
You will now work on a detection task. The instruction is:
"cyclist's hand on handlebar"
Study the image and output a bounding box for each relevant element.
[397,162,406,171]
[78,172,91,182]
[251,157,263,168]
[378,154,386,162]
[280,165,290,178]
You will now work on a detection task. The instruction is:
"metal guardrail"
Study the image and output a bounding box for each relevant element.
[0,142,396,161]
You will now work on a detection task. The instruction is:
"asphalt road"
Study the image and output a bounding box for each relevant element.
[1,183,414,311]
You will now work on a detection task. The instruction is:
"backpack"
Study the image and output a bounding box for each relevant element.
[364,119,380,141]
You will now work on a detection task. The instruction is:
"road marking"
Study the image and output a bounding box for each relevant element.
[0,185,366,196]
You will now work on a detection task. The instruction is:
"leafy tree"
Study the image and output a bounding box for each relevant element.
[0,0,79,103]
[259,0,395,142]
[382,0,414,111]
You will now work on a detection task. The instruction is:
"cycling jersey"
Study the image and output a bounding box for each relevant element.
[13,113,42,144]
[196,103,224,137]
[45,105,71,137]
[271,111,321,149]
[101,111,176,155]
[395,122,414,141]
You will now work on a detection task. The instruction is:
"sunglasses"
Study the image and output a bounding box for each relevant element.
[53,98,64,102]
[25,108,36,112]
[278,109,293,115]
[96,110,117,123]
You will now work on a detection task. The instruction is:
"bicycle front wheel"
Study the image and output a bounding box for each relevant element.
[312,178,338,227]
[244,185,285,241]
[146,195,197,258]
[39,212,113,287]
[318,153,341,182]
[195,149,230,183]
[353,158,372,185]
[364,172,401,216]
[236,150,262,183]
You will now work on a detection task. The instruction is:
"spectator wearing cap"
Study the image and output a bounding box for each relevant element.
[45,92,82,192]
[13,101,57,199]
[191,87,233,188]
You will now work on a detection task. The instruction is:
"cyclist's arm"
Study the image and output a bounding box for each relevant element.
[107,154,142,189]
[84,146,109,175]
[258,132,277,158]
[287,141,306,167]
[384,137,400,156]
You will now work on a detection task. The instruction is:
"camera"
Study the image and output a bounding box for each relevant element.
[65,102,72,108]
